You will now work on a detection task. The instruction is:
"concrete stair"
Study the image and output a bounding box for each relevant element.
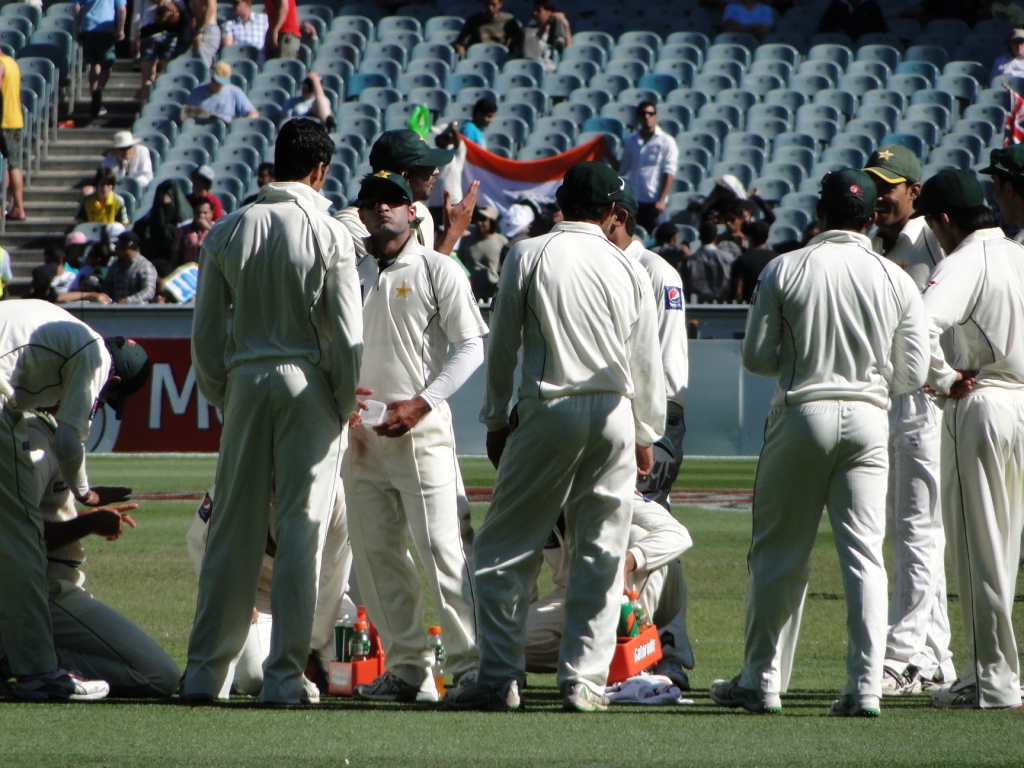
[6,58,141,288]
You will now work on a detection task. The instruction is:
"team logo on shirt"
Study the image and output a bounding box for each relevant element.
[664,286,683,310]
[395,282,410,299]
[198,491,213,522]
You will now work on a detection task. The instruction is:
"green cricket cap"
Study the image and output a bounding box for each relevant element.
[863,144,921,185]
[104,337,151,420]
[820,168,876,218]
[619,180,639,216]
[559,161,627,207]
[358,170,414,205]
[369,129,454,173]
[915,169,986,216]
[979,145,1024,179]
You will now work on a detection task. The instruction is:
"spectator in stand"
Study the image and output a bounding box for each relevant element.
[457,205,507,303]
[722,0,774,40]
[190,0,220,68]
[0,50,26,220]
[522,0,570,72]
[461,98,497,149]
[453,0,522,55]
[75,0,127,117]
[720,200,754,258]
[685,221,735,303]
[101,131,154,191]
[103,231,158,304]
[988,0,1024,26]
[170,198,214,266]
[818,0,887,39]
[992,29,1024,82]
[134,178,192,262]
[897,0,978,25]
[651,222,690,274]
[65,238,110,300]
[428,122,466,234]
[263,0,300,59]
[221,0,269,63]
[76,168,130,226]
[184,62,259,124]
[283,72,334,129]
[730,220,777,303]
[609,101,678,233]
[242,162,274,205]
[63,230,93,272]
[188,165,224,221]
[133,0,187,102]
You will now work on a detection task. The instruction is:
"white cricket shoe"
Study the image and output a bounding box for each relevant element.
[14,669,109,702]
[880,665,922,696]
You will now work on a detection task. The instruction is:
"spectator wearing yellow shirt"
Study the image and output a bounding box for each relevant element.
[76,168,130,226]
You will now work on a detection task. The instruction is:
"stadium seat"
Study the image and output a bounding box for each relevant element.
[855,102,900,129]
[846,59,891,83]
[813,89,857,119]
[611,43,657,70]
[753,42,799,68]
[357,86,402,108]
[562,43,608,68]
[678,143,713,169]
[406,58,451,83]
[423,15,463,42]
[591,73,632,97]
[617,87,661,107]
[691,72,737,93]
[760,160,805,187]
[894,61,937,86]
[665,88,707,114]
[836,73,882,97]
[926,145,973,170]
[882,132,927,160]
[676,130,720,160]
[574,30,615,54]
[619,30,662,53]
[454,58,498,85]
[699,102,743,130]
[665,30,710,52]
[582,116,625,141]
[709,160,755,188]
[494,72,537,92]
[638,72,680,98]
[556,58,600,84]
[752,176,795,203]
[551,100,595,125]
[807,43,853,70]
[789,73,833,96]
[904,44,949,70]
[860,89,907,112]
[701,58,744,83]
[797,59,842,85]
[659,42,703,69]
[938,132,985,163]
[935,74,979,106]
[844,117,889,145]
[855,44,900,72]
[568,87,612,111]
[819,145,867,168]
[689,116,730,142]
[747,59,793,84]
[466,42,509,67]
[771,144,816,173]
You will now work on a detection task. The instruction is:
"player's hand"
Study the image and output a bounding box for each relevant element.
[267,29,278,50]
[486,425,511,469]
[947,369,978,400]
[623,550,637,579]
[636,444,654,483]
[373,397,431,437]
[78,487,132,506]
[349,387,374,429]
[87,504,138,541]
[442,181,480,238]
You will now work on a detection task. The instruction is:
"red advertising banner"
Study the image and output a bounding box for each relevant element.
[88,337,222,453]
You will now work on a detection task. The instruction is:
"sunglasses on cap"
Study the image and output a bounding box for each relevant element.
[359,194,411,209]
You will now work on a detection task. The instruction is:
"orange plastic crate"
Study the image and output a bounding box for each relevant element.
[327,626,386,696]
[607,624,662,684]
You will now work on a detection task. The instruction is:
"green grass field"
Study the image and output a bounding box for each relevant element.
[4,456,1023,767]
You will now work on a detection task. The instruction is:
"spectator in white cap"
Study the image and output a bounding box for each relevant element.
[184,61,258,124]
[188,164,224,221]
[991,28,1024,83]
[101,131,153,190]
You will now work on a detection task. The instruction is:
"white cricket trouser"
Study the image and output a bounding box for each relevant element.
[344,402,478,688]
[232,612,272,696]
[0,399,58,677]
[739,401,889,701]
[524,558,689,672]
[884,390,954,679]
[941,387,1024,709]
[184,360,345,704]
[309,488,353,676]
[48,579,180,696]
[474,393,635,695]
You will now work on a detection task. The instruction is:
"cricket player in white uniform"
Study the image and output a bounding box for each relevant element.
[916,167,1024,710]
[21,410,179,697]
[447,162,666,713]
[710,170,929,717]
[186,486,354,696]
[185,119,363,706]
[343,171,487,703]
[0,302,149,701]
[607,182,694,683]
[336,129,481,555]
[863,146,955,694]
[525,491,692,673]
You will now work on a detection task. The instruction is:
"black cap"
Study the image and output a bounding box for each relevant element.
[820,168,877,218]
[369,129,454,173]
[116,230,141,250]
[558,161,627,206]
[915,169,986,217]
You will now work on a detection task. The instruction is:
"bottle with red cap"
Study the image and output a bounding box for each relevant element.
[428,625,446,696]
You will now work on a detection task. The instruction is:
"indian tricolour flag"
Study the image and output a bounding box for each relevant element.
[461,136,607,220]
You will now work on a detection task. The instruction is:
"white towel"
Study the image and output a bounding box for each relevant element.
[606,673,693,705]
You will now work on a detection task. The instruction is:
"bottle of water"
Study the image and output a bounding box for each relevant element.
[334,614,352,661]
[628,590,652,632]
[349,620,371,662]
[428,625,446,696]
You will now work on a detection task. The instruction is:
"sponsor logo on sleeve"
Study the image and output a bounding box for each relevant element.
[198,492,213,523]
[664,286,683,310]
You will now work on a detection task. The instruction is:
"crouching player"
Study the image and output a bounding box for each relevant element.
[22,410,179,697]
[525,490,693,688]
[186,485,354,699]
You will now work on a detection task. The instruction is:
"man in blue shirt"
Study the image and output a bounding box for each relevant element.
[460,98,496,149]
[74,0,127,116]
[184,61,258,124]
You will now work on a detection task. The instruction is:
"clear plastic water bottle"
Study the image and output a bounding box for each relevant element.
[628,590,652,632]
[428,625,446,696]
[349,620,371,662]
